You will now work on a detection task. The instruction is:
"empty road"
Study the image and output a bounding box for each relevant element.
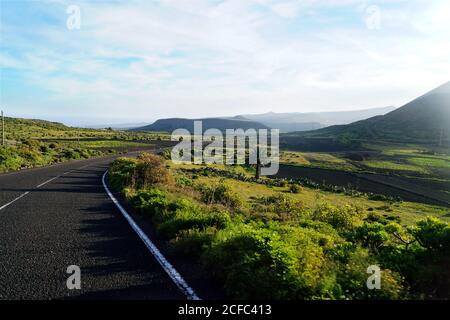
[0,154,188,300]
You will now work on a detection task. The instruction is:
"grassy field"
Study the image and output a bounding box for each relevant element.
[280,151,357,171]
[0,117,168,173]
[173,163,449,225]
[363,143,450,174]
[109,154,450,299]
[2,117,169,141]
[281,144,450,177]
[362,160,429,174]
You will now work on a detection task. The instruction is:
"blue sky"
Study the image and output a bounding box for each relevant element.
[1,0,449,125]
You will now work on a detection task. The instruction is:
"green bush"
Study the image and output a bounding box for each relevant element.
[157,200,231,238]
[312,203,365,231]
[197,181,243,210]
[135,153,172,188]
[109,157,139,189]
[289,184,301,194]
[171,227,217,257]
[109,153,172,190]
[347,222,390,252]
[259,194,304,217]
[328,245,406,299]
[128,190,231,239]
[408,216,450,252]
[176,175,194,187]
[203,223,326,299]
[131,188,171,220]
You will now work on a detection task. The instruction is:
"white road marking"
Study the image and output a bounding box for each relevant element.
[37,163,93,187]
[0,163,94,210]
[0,192,30,211]
[36,176,61,188]
[102,171,201,301]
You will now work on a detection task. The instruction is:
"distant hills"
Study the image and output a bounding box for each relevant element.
[282,81,450,149]
[83,122,150,130]
[239,106,395,132]
[130,118,269,133]
[131,106,395,134]
[86,82,450,144]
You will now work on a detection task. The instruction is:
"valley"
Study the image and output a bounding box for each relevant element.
[1,82,449,300]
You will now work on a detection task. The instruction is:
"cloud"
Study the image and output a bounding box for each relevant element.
[1,0,449,124]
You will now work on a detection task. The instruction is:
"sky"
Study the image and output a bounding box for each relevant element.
[1,0,449,126]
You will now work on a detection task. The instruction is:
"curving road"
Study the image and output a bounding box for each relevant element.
[0,153,187,300]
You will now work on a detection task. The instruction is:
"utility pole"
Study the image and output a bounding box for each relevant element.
[1,110,4,146]
[255,144,261,180]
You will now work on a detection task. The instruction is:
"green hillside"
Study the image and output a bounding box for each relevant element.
[290,82,450,145]
[0,116,165,173]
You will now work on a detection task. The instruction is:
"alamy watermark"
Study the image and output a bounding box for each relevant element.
[367,265,381,290]
[365,5,381,30]
[66,265,81,290]
[66,5,81,30]
[170,121,280,176]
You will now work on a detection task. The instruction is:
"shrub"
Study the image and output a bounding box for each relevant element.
[157,200,231,238]
[61,149,81,160]
[170,227,217,257]
[258,194,305,219]
[129,190,231,240]
[346,222,390,252]
[289,184,301,194]
[109,157,139,189]
[197,181,243,210]
[312,203,365,231]
[176,175,194,187]
[159,149,172,160]
[408,216,450,252]
[109,153,172,190]
[203,224,326,299]
[131,188,171,220]
[39,145,49,153]
[405,217,450,298]
[135,153,172,188]
[329,246,406,299]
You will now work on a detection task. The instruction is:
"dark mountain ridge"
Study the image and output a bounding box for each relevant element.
[130,117,269,133]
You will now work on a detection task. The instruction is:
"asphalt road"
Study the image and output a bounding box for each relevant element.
[0,154,186,300]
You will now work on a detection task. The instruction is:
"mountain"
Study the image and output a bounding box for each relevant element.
[241,106,396,132]
[83,123,149,130]
[130,118,269,133]
[283,81,450,146]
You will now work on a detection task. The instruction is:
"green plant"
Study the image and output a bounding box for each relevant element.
[408,216,450,252]
[312,203,365,231]
[289,184,301,194]
[135,153,172,188]
[197,181,243,210]
[203,224,325,299]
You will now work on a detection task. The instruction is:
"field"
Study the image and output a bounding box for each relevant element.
[108,153,450,299]
[281,145,450,176]
[279,142,450,206]
[172,163,449,225]
[280,151,357,171]
[0,117,169,173]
